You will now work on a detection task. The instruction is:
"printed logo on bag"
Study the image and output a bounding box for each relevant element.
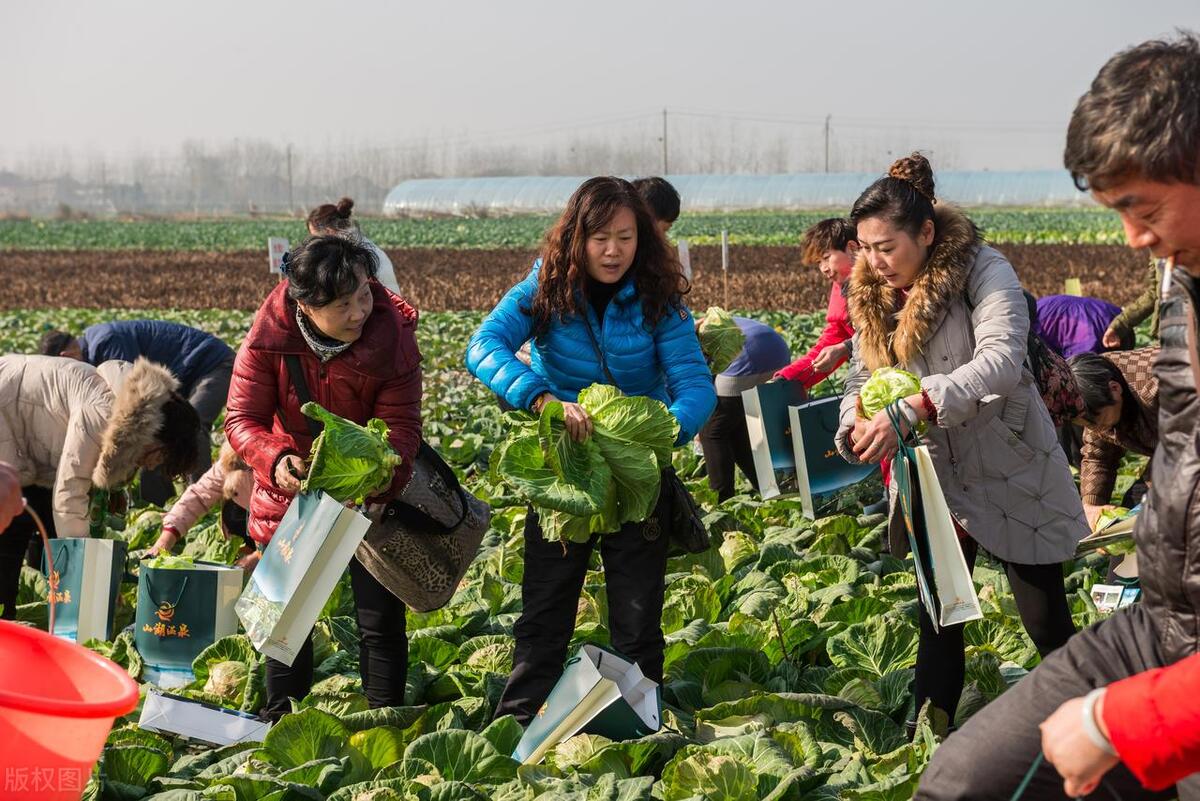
[277,524,305,564]
[643,517,661,542]
[143,601,190,639]
[47,570,71,605]
[824,449,837,459]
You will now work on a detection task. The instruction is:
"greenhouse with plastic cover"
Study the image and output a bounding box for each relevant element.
[382,170,1094,216]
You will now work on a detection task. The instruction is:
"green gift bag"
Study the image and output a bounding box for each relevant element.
[787,396,878,519]
[136,562,243,687]
[42,537,127,643]
[512,643,662,765]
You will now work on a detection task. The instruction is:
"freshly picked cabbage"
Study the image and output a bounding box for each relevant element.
[300,402,404,505]
[859,367,923,419]
[697,307,746,375]
[142,554,195,570]
[495,385,679,543]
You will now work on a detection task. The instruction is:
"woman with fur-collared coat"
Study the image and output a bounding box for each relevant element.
[0,355,201,619]
[835,154,1087,729]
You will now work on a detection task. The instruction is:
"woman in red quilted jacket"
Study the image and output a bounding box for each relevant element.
[225,235,422,720]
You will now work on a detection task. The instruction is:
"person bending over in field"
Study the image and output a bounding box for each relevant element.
[225,235,422,721]
[40,320,235,506]
[0,355,200,621]
[306,197,401,297]
[146,439,258,573]
[466,176,715,725]
[1067,348,1159,529]
[774,218,858,388]
[1104,258,1165,350]
[1035,294,1129,358]
[836,153,1086,738]
[918,32,1200,801]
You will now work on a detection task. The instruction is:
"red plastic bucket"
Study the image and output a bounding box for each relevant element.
[0,620,139,800]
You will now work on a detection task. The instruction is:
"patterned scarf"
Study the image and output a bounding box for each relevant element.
[295,308,352,363]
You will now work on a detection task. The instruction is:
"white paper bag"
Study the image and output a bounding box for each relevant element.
[235,492,370,666]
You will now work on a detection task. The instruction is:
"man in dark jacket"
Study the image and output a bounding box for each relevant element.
[41,320,236,505]
[917,32,1200,801]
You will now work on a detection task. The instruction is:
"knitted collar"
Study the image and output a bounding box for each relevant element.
[295,308,352,363]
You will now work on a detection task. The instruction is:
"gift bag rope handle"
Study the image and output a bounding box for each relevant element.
[1009,751,1123,801]
[143,572,190,610]
[884,401,920,447]
[24,503,55,633]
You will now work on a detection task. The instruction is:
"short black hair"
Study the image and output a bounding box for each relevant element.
[156,393,202,479]
[39,330,75,356]
[1067,352,1129,420]
[631,177,681,224]
[1065,31,1200,191]
[800,218,858,265]
[285,235,378,308]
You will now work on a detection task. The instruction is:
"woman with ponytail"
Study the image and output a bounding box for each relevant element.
[834,154,1087,732]
[307,197,402,296]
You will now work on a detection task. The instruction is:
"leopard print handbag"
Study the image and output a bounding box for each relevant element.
[355,441,491,612]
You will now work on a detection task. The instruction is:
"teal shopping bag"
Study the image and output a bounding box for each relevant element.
[788,396,878,518]
[512,643,662,765]
[742,380,810,498]
[42,537,126,643]
[136,561,243,687]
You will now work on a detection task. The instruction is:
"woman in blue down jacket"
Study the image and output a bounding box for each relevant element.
[466,176,716,724]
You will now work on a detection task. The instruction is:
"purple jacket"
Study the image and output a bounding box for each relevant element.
[1035,295,1122,358]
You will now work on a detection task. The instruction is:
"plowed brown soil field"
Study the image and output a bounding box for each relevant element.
[0,244,1149,312]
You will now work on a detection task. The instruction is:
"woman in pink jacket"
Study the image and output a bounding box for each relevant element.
[148,441,256,570]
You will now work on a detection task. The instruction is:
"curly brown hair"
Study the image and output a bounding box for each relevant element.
[528,176,687,338]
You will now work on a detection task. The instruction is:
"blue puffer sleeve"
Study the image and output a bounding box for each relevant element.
[465,267,550,411]
[655,304,717,444]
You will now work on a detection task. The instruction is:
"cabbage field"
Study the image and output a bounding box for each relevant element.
[0,308,1137,801]
[0,208,1126,251]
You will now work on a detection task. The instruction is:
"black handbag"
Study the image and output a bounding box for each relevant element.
[579,320,714,555]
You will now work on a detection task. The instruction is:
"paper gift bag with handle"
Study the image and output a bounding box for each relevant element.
[788,396,877,519]
[886,404,983,631]
[236,491,370,666]
[136,561,242,688]
[512,643,662,765]
[742,380,809,499]
[42,537,127,644]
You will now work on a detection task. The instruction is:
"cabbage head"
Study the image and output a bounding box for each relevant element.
[697,307,745,375]
[301,402,404,504]
[860,367,922,419]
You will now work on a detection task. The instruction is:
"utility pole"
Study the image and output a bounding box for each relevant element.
[661,108,669,175]
[824,115,831,173]
[286,143,294,214]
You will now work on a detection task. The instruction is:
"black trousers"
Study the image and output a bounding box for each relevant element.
[0,486,55,621]
[698,395,758,502]
[912,538,1076,723]
[916,604,1187,800]
[494,504,671,725]
[263,555,407,720]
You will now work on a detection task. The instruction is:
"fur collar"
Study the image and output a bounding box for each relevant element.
[846,204,982,371]
[92,359,180,488]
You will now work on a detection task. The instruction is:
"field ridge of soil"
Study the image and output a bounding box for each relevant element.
[0,244,1149,312]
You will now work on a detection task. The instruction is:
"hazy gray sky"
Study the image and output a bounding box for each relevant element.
[4,0,1198,171]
